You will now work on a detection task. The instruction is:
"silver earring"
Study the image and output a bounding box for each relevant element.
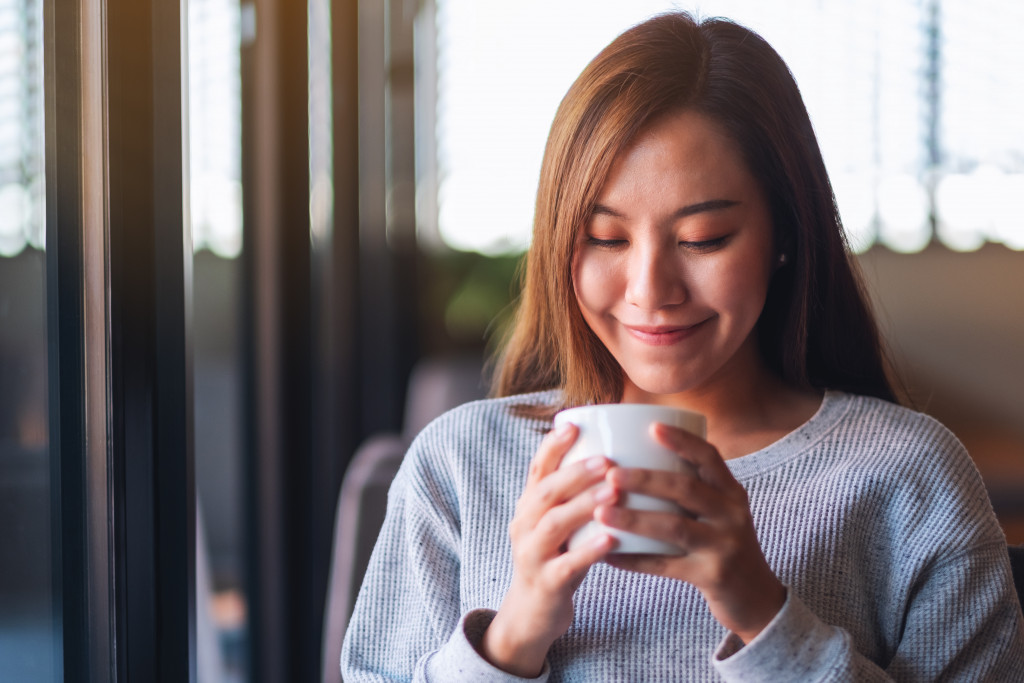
[778,252,788,265]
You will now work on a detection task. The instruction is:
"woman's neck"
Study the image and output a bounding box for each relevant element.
[620,355,822,460]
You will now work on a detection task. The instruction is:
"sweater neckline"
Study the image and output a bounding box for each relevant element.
[724,390,853,479]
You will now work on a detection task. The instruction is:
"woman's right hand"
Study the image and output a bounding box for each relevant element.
[480,422,617,677]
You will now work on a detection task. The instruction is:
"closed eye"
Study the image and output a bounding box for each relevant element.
[680,235,729,252]
[586,237,627,248]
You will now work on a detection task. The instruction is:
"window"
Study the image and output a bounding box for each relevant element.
[427,0,1024,255]
[190,0,243,258]
[0,0,53,679]
[0,0,43,256]
[188,0,248,680]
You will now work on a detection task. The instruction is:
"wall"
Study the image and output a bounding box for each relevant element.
[858,243,1024,542]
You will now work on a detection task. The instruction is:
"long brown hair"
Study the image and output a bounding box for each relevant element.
[492,12,897,412]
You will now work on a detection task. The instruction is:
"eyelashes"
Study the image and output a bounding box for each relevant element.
[680,236,729,252]
[585,237,626,248]
[584,235,730,252]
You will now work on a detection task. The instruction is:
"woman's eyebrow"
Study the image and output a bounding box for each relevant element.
[591,198,741,219]
[591,204,626,218]
[674,199,741,218]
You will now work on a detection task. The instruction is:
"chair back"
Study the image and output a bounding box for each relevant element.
[321,436,406,683]
[322,355,486,683]
[1009,544,1024,608]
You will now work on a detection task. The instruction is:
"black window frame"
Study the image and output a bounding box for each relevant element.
[46,0,195,680]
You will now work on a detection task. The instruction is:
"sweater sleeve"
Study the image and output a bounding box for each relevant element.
[712,403,1024,683]
[339,431,550,682]
[712,542,1024,682]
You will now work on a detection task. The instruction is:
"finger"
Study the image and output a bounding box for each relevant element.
[605,466,719,519]
[604,552,682,576]
[595,504,715,552]
[527,423,579,485]
[519,484,618,564]
[542,530,615,592]
[651,423,743,495]
[515,455,611,533]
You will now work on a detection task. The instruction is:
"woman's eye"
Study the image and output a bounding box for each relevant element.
[586,237,626,248]
[680,236,728,252]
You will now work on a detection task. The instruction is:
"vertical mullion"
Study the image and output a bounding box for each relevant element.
[244,0,312,679]
[154,0,195,676]
[107,0,194,679]
[357,0,418,442]
[331,0,361,466]
[45,0,114,679]
[279,0,313,673]
[81,1,114,679]
[45,0,86,677]
[243,0,286,678]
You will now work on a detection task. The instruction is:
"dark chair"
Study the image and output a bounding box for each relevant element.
[321,355,486,683]
[1009,544,1024,608]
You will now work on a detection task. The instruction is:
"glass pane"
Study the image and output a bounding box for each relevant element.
[937,0,1024,250]
[431,0,1021,255]
[188,0,247,681]
[0,0,55,679]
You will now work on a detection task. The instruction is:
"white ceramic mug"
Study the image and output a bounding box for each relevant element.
[554,403,706,555]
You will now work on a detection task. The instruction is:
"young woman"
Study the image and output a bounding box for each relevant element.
[341,12,1024,681]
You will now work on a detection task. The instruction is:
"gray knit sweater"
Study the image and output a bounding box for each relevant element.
[341,391,1024,681]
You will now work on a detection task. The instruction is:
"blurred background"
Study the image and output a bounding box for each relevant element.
[1,0,1022,681]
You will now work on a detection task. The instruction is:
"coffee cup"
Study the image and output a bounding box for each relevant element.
[554,403,706,555]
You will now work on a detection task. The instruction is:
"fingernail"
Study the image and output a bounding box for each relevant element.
[593,485,615,503]
[555,423,574,437]
[600,505,622,523]
[586,456,607,471]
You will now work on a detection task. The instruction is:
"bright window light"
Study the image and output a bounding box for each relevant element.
[0,0,44,259]
[992,175,1024,250]
[832,173,876,254]
[0,182,30,257]
[189,0,243,258]
[877,174,930,254]
[936,173,987,252]
[430,0,1024,254]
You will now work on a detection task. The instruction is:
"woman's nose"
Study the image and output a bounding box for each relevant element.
[624,242,687,310]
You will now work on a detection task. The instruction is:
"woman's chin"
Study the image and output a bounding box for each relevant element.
[622,373,700,403]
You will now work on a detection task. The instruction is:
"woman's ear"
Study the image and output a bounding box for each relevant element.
[773,229,795,271]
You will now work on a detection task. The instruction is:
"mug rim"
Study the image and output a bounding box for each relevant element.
[554,402,705,426]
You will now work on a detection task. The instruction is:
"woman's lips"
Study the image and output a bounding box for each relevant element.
[624,321,707,345]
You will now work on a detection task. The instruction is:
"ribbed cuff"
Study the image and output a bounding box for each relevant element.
[712,589,847,682]
[424,609,551,682]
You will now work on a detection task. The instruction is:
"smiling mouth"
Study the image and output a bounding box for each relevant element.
[624,321,708,345]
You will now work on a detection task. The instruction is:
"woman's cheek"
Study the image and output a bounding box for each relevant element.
[574,255,620,312]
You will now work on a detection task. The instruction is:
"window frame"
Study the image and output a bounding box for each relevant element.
[45,0,195,679]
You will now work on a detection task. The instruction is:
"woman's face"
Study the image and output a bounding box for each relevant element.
[572,109,777,403]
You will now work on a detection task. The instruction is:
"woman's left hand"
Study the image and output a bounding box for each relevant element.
[596,422,786,644]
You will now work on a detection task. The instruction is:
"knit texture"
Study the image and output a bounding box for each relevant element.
[341,391,1024,681]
